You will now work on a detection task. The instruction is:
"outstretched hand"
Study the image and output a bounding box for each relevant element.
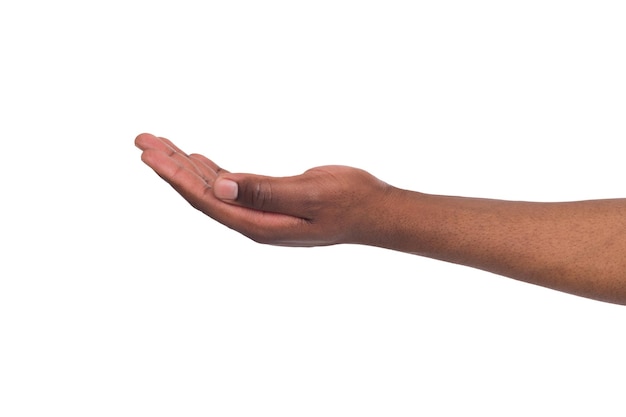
[135,133,626,304]
[135,133,394,246]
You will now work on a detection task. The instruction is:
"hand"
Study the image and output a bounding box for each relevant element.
[135,133,394,246]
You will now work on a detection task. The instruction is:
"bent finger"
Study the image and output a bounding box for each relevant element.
[214,172,319,219]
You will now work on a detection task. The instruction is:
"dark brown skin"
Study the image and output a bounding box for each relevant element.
[136,133,626,305]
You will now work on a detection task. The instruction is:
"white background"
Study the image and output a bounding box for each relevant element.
[1,1,625,416]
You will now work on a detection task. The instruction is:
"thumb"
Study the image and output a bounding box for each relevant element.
[213,173,309,216]
[213,177,240,201]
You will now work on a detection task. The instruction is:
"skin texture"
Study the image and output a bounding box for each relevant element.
[136,133,626,305]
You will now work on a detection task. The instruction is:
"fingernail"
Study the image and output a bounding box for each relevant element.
[214,178,238,200]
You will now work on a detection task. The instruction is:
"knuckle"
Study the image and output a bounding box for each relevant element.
[241,179,273,210]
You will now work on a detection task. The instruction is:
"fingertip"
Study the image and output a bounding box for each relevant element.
[214,177,239,201]
[135,132,157,150]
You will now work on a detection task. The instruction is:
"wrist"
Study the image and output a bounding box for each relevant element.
[347,184,420,249]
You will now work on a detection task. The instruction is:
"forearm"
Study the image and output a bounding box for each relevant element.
[367,188,626,305]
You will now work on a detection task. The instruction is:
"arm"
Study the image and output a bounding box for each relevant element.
[135,133,626,305]
[374,192,626,305]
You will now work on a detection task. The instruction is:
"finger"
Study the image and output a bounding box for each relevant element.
[189,153,229,175]
[135,133,191,161]
[141,149,212,204]
[214,172,318,218]
[188,154,219,184]
[135,133,187,157]
[157,136,189,156]
[135,133,209,181]
[136,134,321,243]
[135,133,166,151]
[142,149,308,242]
[189,153,232,183]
